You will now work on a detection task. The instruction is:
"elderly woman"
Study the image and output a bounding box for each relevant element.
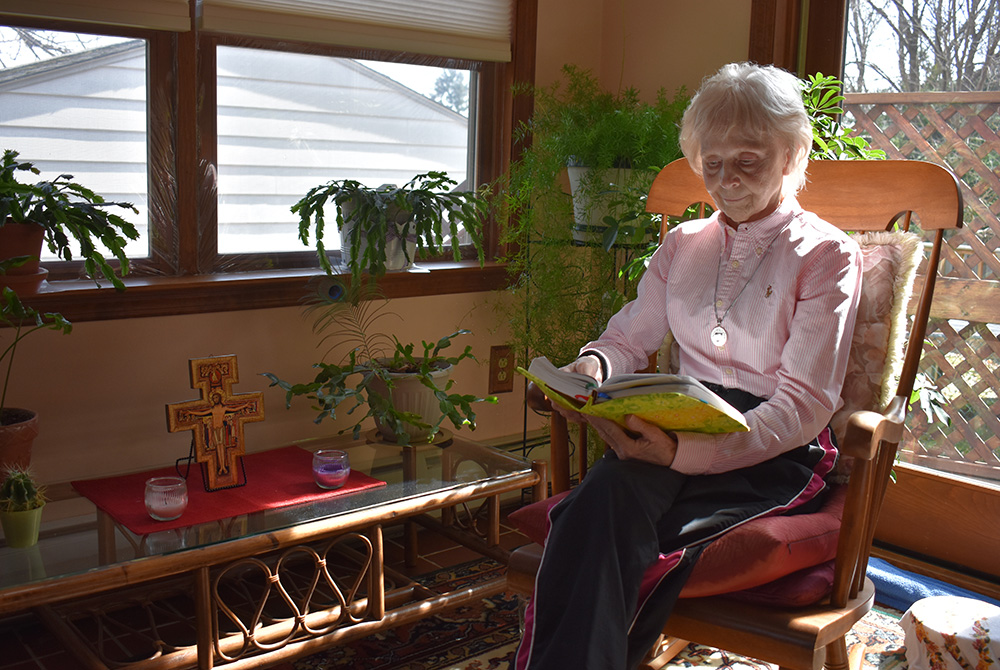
[516,62,863,670]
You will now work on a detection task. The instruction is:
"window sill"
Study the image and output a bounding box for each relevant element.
[22,261,509,322]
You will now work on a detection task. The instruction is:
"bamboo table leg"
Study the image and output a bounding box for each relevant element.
[369,525,385,620]
[532,460,549,502]
[97,510,116,565]
[402,445,418,567]
[195,566,214,670]
[440,446,456,527]
[486,494,499,547]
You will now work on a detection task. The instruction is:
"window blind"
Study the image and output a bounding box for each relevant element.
[1,0,191,32]
[200,0,513,62]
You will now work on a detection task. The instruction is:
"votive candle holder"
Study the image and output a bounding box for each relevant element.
[145,476,188,521]
[312,450,351,490]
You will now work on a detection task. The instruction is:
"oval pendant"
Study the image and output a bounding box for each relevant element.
[710,325,728,348]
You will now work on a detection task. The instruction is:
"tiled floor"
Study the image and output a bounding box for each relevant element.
[0,505,531,670]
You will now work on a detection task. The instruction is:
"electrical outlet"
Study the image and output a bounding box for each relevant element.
[488,345,515,394]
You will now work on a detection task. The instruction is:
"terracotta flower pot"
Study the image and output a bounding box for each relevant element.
[0,220,48,295]
[0,408,39,472]
[0,505,44,548]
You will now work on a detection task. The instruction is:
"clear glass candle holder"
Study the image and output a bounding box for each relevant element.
[313,450,351,490]
[145,476,188,521]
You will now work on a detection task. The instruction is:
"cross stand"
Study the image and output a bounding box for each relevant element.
[165,355,264,491]
[174,434,249,492]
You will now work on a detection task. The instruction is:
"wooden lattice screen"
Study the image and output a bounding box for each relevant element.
[845,92,1000,483]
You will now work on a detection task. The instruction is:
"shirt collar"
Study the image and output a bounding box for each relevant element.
[714,196,802,246]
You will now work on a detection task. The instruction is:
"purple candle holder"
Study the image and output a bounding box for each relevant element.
[312,449,351,490]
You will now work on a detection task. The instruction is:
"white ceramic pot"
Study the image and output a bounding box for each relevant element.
[566,166,657,248]
[339,193,417,273]
[367,361,452,443]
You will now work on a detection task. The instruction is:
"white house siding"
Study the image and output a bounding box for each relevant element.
[0,42,149,260]
[0,40,470,259]
[218,46,469,254]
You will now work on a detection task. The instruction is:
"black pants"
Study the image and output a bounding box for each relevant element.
[515,388,834,670]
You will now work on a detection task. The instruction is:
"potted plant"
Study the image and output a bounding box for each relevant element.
[292,170,490,286]
[494,67,687,366]
[802,73,886,161]
[0,148,140,293]
[0,287,72,471]
[506,65,688,248]
[262,282,497,445]
[0,464,47,548]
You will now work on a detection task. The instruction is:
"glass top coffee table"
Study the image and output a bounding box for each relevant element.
[0,433,545,669]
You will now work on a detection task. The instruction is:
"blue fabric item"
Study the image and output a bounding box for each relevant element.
[867,557,1000,611]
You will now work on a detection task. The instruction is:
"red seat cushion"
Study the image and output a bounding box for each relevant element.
[507,489,570,546]
[722,559,837,608]
[507,484,846,606]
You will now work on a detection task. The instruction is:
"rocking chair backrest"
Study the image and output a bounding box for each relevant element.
[648,158,962,402]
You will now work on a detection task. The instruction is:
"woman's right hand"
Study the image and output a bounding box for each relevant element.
[526,355,603,416]
[561,354,603,385]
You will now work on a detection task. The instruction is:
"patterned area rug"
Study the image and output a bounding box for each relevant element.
[661,606,907,670]
[285,558,908,670]
[289,558,521,670]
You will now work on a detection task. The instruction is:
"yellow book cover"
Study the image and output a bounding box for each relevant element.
[518,357,749,435]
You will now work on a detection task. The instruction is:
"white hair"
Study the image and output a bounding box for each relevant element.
[679,62,812,194]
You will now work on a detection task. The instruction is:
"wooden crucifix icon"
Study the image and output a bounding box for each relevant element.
[166,355,265,491]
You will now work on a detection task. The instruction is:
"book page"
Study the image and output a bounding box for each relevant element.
[599,372,702,391]
[524,356,597,402]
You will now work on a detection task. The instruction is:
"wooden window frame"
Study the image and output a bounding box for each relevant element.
[5,0,537,323]
[749,0,847,77]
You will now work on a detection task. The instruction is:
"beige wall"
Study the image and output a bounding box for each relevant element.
[536,0,751,97]
[10,0,752,524]
[13,291,531,501]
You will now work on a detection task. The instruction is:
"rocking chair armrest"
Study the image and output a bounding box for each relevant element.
[839,395,908,461]
[831,396,908,604]
[526,381,554,413]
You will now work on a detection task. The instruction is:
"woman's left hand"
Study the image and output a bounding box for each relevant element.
[584,414,678,467]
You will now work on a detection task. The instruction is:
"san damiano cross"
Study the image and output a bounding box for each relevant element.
[166,355,265,491]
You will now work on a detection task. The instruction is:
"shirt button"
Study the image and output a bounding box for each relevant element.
[755,246,763,255]
[730,260,739,269]
[723,367,735,376]
[716,299,724,308]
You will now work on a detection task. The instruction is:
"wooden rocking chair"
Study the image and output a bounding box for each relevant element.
[506,158,963,670]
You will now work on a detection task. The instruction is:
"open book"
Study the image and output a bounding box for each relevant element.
[518,356,749,434]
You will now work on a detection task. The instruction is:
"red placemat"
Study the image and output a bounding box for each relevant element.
[72,446,386,536]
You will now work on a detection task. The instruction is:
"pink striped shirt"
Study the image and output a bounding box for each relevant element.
[582,197,862,475]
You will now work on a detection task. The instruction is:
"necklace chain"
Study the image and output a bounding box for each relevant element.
[711,219,792,347]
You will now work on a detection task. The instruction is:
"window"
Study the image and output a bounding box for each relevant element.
[841,0,1000,492]
[753,0,1000,576]
[0,29,478,270]
[0,27,149,262]
[214,46,474,257]
[0,0,533,319]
